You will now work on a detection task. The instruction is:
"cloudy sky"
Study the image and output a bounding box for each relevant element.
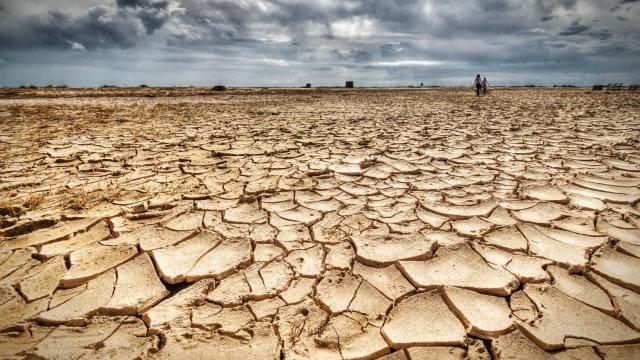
[0,0,639,87]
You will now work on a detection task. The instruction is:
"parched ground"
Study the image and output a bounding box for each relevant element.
[0,87,639,359]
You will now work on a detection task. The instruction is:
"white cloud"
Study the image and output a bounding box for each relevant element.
[330,16,377,38]
[371,60,444,67]
[68,41,86,50]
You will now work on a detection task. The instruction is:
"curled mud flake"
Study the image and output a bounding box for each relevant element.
[562,184,640,204]
[568,193,606,211]
[534,225,608,249]
[143,279,213,329]
[206,271,250,307]
[150,232,220,284]
[587,272,640,330]
[39,220,112,258]
[416,207,450,228]
[482,206,518,226]
[102,253,169,315]
[551,217,601,237]
[276,207,322,226]
[16,255,66,301]
[245,175,280,195]
[596,218,640,246]
[399,244,519,296]
[61,243,138,288]
[223,202,267,224]
[522,185,568,203]
[482,225,528,252]
[352,233,437,266]
[590,244,640,293]
[473,243,552,284]
[451,217,494,237]
[164,211,204,231]
[517,283,639,351]
[547,265,615,314]
[353,262,414,301]
[127,226,197,251]
[419,201,498,219]
[511,203,567,224]
[442,286,514,339]
[422,230,468,247]
[37,270,115,326]
[381,290,466,348]
[186,238,252,282]
[0,217,100,251]
[518,223,588,270]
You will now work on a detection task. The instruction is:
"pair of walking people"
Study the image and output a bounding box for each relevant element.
[473,74,488,96]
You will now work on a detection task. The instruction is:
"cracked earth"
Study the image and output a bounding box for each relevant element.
[0,87,639,359]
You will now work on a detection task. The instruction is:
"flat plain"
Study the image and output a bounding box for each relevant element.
[0,87,639,359]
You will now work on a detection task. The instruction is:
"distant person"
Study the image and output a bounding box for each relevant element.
[482,77,488,95]
[473,74,482,96]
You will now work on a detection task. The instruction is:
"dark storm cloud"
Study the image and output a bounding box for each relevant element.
[588,28,613,40]
[558,20,591,35]
[0,0,180,49]
[0,0,639,86]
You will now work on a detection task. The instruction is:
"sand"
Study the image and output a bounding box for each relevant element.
[0,87,639,358]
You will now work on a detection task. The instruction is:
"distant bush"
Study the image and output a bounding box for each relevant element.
[28,85,37,89]
[524,85,536,88]
[212,85,226,91]
[140,84,148,88]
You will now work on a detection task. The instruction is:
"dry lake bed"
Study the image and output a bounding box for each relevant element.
[0,87,639,359]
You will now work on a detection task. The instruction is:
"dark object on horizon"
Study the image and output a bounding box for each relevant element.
[630,84,639,91]
[524,85,536,88]
[553,84,576,88]
[140,84,148,88]
[304,83,311,88]
[592,85,605,91]
[212,85,226,91]
[607,83,623,90]
[28,85,37,89]
[346,81,354,88]
[420,83,424,88]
